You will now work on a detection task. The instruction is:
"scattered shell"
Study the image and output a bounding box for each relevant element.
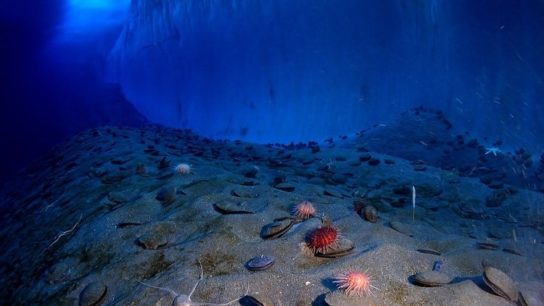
[261,217,295,239]
[314,237,355,258]
[416,248,441,256]
[413,271,452,287]
[100,173,128,184]
[483,266,518,302]
[46,258,81,284]
[323,188,343,198]
[158,157,170,169]
[107,191,128,204]
[477,241,499,250]
[359,153,372,162]
[390,221,414,237]
[116,222,142,228]
[137,232,168,250]
[213,199,266,214]
[517,292,529,306]
[79,282,107,306]
[502,247,522,256]
[230,187,260,198]
[241,165,259,178]
[156,187,177,205]
[274,183,295,192]
[367,158,381,166]
[246,255,275,271]
[413,165,427,171]
[239,294,275,306]
[362,205,378,223]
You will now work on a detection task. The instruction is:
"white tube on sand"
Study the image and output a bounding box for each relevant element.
[412,185,416,222]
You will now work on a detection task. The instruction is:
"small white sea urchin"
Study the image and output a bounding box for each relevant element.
[174,163,191,174]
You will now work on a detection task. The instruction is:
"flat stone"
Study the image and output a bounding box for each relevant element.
[155,187,176,205]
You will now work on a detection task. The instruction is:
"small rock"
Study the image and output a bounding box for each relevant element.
[158,157,170,169]
[241,165,259,178]
[367,158,381,166]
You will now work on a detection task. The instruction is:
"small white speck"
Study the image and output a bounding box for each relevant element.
[305,281,311,286]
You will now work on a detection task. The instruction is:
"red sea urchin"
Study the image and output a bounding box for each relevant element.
[306,225,339,253]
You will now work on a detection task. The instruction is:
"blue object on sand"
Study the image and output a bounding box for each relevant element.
[432,260,443,272]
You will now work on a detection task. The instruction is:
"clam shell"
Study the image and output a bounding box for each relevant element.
[413,271,452,287]
[483,266,518,302]
[79,282,107,306]
[260,217,294,239]
[314,237,355,258]
[363,205,378,223]
[246,255,275,271]
[155,187,176,204]
[213,199,266,214]
[137,232,168,250]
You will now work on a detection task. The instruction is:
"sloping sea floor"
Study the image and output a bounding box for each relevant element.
[0,108,543,305]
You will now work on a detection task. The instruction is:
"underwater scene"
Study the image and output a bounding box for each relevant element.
[1,1,544,305]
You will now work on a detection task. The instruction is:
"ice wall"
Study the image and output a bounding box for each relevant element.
[109,0,544,150]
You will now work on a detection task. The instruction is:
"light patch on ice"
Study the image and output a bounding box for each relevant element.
[56,0,130,41]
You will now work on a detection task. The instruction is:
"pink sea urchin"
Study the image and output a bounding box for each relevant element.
[293,200,316,220]
[334,271,375,296]
[174,163,191,174]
